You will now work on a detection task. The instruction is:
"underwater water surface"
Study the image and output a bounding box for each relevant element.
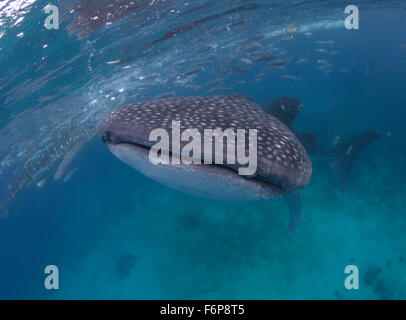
[0,0,405,299]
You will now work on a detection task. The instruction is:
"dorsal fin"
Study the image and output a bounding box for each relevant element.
[265,97,304,129]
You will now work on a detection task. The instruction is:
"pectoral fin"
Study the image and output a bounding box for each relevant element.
[285,191,301,234]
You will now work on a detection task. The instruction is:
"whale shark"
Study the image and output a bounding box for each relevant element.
[266,97,304,130]
[0,124,95,217]
[97,94,312,232]
[265,97,380,190]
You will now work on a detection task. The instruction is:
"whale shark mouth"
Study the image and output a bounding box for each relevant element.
[101,134,285,192]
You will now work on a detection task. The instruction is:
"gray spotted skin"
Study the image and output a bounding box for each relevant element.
[97,94,312,190]
[0,125,95,216]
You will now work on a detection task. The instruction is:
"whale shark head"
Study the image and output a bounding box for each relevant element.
[97,94,311,198]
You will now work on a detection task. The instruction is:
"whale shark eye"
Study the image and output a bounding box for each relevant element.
[102,131,113,143]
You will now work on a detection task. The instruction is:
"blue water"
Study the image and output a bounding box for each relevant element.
[0,0,405,299]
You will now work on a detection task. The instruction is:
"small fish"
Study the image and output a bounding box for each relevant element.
[315,40,335,46]
[333,136,341,146]
[183,67,201,76]
[248,34,266,42]
[386,132,392,137]
[271,66,284,72]
[296,58,307,64]
[272,59,289,67]
[63,167,79,183]
[206,79,223,87]
[207,86,232,94]
[36,178,46,189]
[241,43,261,53]
[229,65,249,74]
[285,25,299,34]
[172,59,187,67]
[279,35,294,42]
[317,59,329,65]
[106,60,121,65]
[282,75,301,81]
[345,144,353,156]
[234,80,246,86]
[252,54,276,63]
[254,72,266,82]
[155,92,175,99]
[240,58,252,65]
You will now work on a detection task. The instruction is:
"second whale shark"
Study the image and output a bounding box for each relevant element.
[266,97,380,190]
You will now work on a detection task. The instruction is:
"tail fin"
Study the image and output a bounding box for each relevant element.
[330,131,380,190]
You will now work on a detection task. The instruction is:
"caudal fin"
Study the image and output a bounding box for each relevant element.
[330,131,380,190]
